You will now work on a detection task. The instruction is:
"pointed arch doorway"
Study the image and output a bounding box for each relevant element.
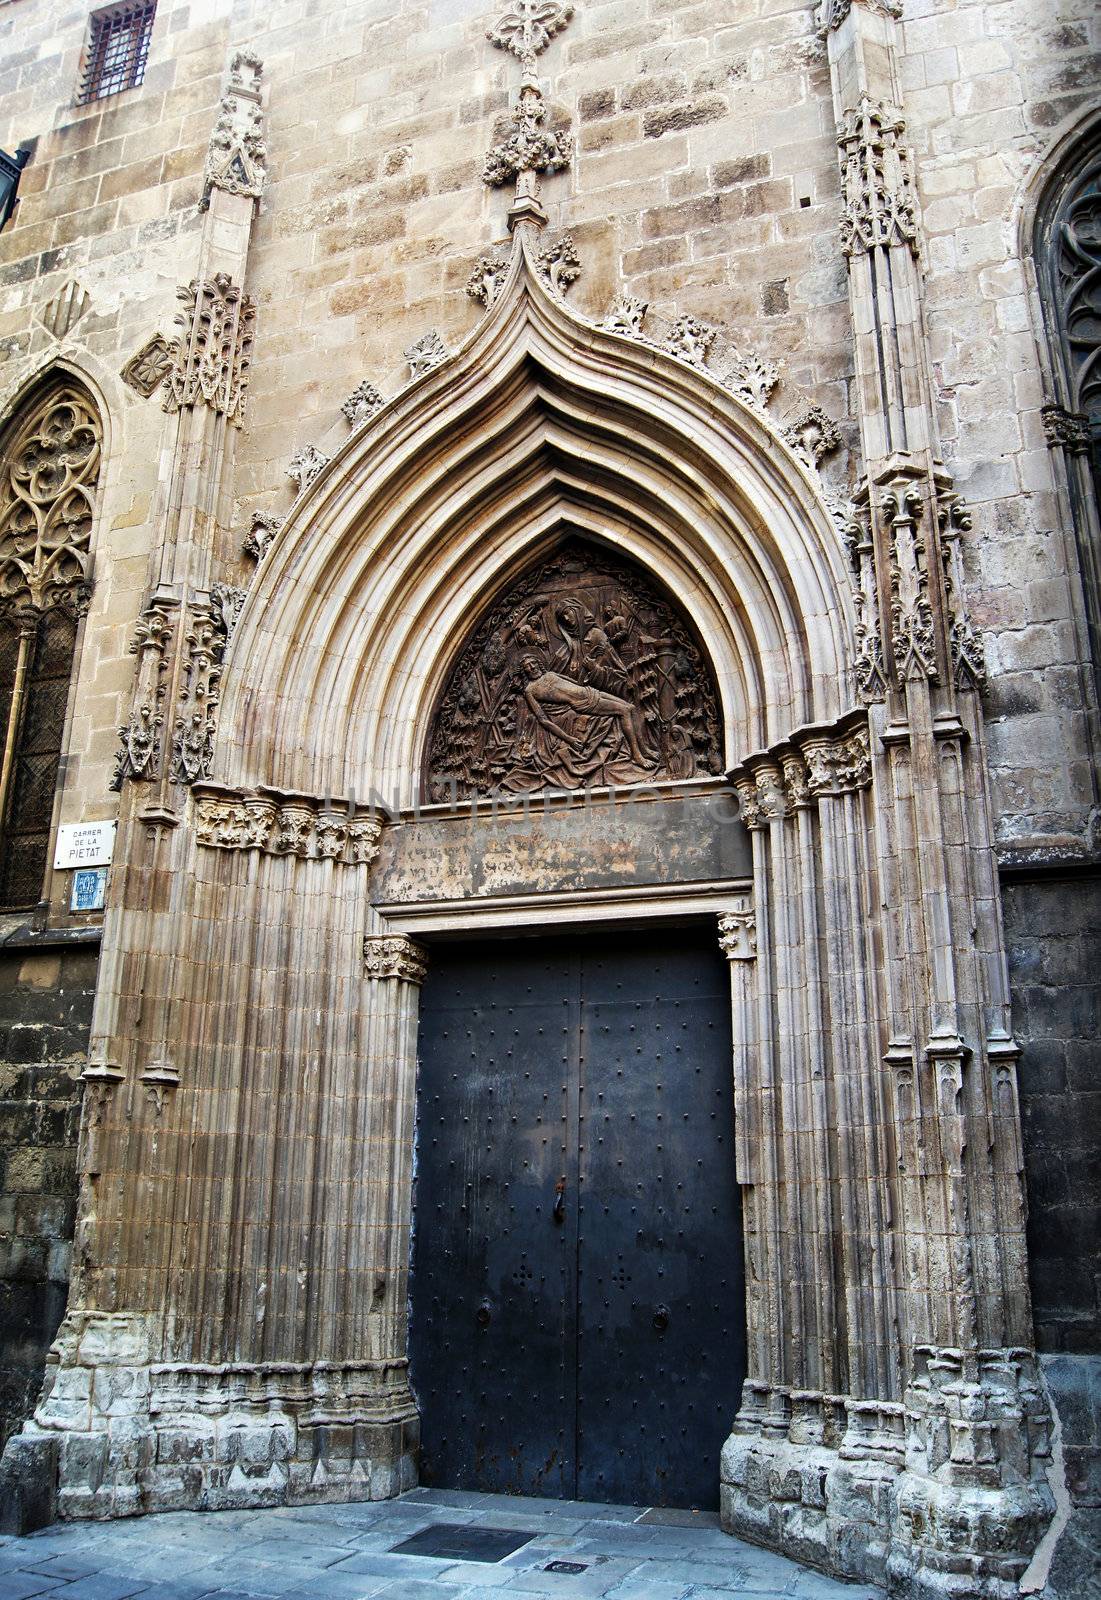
[404,532,745,1509]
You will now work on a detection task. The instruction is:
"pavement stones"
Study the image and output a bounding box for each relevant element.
[0,1491,885,1600]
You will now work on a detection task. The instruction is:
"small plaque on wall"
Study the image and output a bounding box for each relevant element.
[54,821,115,869]
[70,866,107,912]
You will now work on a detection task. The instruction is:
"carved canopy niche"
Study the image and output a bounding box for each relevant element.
[425,538,724,802]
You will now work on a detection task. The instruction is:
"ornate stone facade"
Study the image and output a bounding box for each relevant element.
[0,5,1095,1597]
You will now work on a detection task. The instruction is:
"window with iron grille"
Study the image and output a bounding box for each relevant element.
[0,381,101,910]
[77,1,156,105]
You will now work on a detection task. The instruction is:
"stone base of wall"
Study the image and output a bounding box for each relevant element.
[0,1312,418,1528]
[720,1363,1056,1600]
[720,1385,900,1590]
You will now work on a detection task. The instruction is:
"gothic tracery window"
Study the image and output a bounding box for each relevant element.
[0,380,99,909]
[1036,125,1101,675]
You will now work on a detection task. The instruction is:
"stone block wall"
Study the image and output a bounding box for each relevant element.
[1005,872,1101,1355]
[0,943,97,1454]
[0,0,1097,859]
[1005,873,1100,1596]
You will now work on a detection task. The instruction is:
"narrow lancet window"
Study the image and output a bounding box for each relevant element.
[0,381,100,908]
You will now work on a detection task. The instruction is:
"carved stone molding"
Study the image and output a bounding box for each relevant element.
[843,491,889,703]
[287,444,330,493]
[111,594,177,789]
[718,900,757,961]
[664,314,716,368]
[723,350,780,413]
[483,81,572,193]
[363,934,428,986]
[243,509,282,562]
[121,334,172,399]
[731,716,873,826]
[602,294,648,337]
[1040,402,1092,453]
[404,330,448,379]
[487,0,574,71]
[467,253,512,308]
[148,1355,413,1419]
[817,0,902,35]
[192,783,384,866]
[163,274,256,426]
[895,1346,1054,1591]
[837,96,918,259]
[536,233,581,296]
[782,404,842,469]
[203,49,267,208]
[938,492,987,691]
[845,463,985,699]
[170,585,246,786]
[342,379,385,429]
[882,475,937,683]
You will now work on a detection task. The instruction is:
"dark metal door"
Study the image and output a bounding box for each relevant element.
[409,929,744,1508]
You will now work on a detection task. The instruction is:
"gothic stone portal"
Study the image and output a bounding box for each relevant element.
[425,539,724,801]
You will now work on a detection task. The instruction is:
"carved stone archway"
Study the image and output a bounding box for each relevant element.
[9,228,1052,1600]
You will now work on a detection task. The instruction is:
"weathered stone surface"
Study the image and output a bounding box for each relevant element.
[0,2,1095,1595]
[0,948,96,1455]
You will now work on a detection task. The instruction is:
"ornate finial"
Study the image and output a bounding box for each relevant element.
[483,2,575,230]
[203,49,267,209]
[487,1,574,73]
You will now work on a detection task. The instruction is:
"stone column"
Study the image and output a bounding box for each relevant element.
[720,721,904,1585]
[818,0,1055,1592]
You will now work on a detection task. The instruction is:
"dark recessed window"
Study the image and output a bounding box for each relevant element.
[77,1,157,105]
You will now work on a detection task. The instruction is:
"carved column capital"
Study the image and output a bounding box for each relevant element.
[718,899,757,962]
[752,761,788,822]
[803,726,872,796]
[733,776,763,830]
[164,275,256,426]
[1041,402,1092,454]
[364,934,428,986]
[193,786,384,866]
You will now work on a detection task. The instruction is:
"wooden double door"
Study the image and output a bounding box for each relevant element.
[408,928,745,1508]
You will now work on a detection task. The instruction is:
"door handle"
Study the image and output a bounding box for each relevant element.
[553,1177,566,1224]
[476,1300,492,1328]
[652,1305,669,1333]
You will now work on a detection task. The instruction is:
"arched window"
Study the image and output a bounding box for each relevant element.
[0,380,100,909]
[1034,121,1101,676]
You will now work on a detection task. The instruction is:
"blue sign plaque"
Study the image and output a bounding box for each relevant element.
[71,866,107,912]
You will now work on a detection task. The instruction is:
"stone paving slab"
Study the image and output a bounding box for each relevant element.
[0,1494,885,1600]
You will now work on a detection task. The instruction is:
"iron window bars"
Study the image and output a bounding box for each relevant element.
[0,147,30,232]
[77,1,156,105]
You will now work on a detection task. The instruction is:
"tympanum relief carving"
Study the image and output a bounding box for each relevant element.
[426,540,723,802]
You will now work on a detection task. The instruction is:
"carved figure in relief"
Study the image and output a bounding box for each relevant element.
[426,539,723,801]
[518,656,656,774]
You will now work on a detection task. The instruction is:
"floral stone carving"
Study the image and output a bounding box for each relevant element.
[121,335,173,399]
[425,538,723,802]
[341,380,385,428]
[404,330,448,378]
